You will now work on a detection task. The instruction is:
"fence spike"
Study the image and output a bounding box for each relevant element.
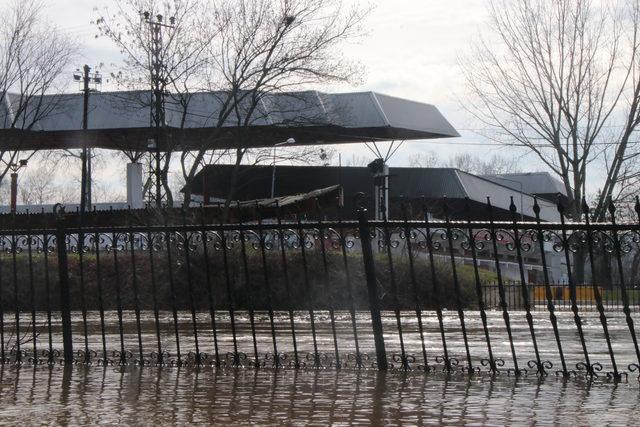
[442,195,449,218]
[509,196,517,216]
[581,198,590,218]
[532,196,540,216]
[556,195,565,217]
[607,197,616,220]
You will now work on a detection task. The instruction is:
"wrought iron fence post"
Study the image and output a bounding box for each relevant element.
[357,205,388,370]
[55,206,73,364]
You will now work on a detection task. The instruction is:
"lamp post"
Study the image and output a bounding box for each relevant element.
[142,11,175,207]
[9,159,28,213]
[73,65,102,213]
[271,138,296,199]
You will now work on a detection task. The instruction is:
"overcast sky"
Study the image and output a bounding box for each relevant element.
[47,1,526,157]
[31,0,545,199]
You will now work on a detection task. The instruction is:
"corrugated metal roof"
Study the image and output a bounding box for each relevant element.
[457,170,559,221]
[0,90,459,151]
[482,172,567,196]
[189,165,559,221]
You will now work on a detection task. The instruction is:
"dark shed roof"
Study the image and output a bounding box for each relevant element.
[188,165,560,221]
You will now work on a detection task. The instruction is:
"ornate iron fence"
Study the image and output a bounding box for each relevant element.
[0,196,640,380]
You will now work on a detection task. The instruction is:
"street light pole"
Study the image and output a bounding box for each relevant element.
[80,65,89,215]
[73,65,102,213]
[143,11,175,207]
[271,138,295,199]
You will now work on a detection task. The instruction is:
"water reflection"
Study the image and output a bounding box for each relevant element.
[0,365,638,425]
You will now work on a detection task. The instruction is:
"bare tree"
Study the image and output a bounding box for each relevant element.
[343,154,370,167]
[0,0,77,186]
[462,0,640,221]
[179,0,368,211]
[408,151,521,175]
[19,160,60,205]
[408,151,440,168]
[96,0,212,205]
[448,153,521,175]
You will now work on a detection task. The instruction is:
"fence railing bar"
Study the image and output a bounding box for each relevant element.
[423,202,454,372]
[486,198,520,374]
[25,211,39,363]
[557,200,594,376]
[162,211,182,366]
[381,206,409,370]
[275,202,300,369]
[464,198,500,374]
[92,229,108,364]
[533,197,568,376]
[582,200,619,379]
[357,204,387,371]
[315,204,341,369]
[110,227,127,365]
[127,209,145,365]
[255,205,280,369]
[510,198,545,375]
[401,200,430,372]
[296,208,322,368]
[75,213,91,364]
[610,200,640,373]
[236,202,259,368]
[144,213,163,365]
[443,200,474,373]
[42,228,54,364]
[199,208,220,368]
[11,216,20,363]
[55,214,73,364]
[180,209,201,365]
[336,207,364,369]
[217,206,241,367]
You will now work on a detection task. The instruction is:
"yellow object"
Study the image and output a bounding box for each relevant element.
[533,286,600,302]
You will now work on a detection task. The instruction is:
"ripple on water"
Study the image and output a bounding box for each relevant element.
[0,366,638,425]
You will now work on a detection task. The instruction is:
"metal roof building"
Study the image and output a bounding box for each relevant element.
[187,164,560,221]
[482,172,567,204]
[0,90,459,151]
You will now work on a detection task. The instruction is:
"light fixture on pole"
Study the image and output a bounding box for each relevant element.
[271,138,296,199]
[9,159,28,214]
[142,10,175,207]
[73,65,102,213]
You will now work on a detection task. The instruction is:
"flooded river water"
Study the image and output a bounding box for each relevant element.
[0,309,639,424]
[0,365,638,425]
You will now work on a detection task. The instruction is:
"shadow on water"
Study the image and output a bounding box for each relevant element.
[0,365,638,424]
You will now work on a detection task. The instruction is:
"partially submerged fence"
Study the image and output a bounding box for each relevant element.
[1,196,640,380]
[482,282,640,311]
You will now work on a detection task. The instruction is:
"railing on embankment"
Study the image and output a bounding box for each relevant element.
[482,282,640,312]
[0,197,640,380]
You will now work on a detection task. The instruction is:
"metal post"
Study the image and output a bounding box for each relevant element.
[55,210,73,363]
[142,12,175,206]
[271,146,276,198]
[80,64,90,215]
[9,172,17,213]
[357,205,387,370]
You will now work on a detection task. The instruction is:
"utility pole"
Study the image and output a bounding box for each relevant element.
[73,65,102,212]
[9,159,27,213]
[143,11,175,207]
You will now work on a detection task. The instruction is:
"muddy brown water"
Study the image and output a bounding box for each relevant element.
[0,310,639,424]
